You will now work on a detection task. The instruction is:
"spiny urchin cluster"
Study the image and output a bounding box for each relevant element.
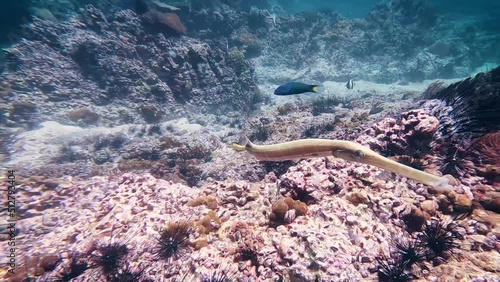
[47,246,143,282]
[422,67,500,176]
[36,220,196,281]
[377,217,462,282]
[423,66,500,143]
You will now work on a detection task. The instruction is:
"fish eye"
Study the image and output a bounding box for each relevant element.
[354,150,364,159]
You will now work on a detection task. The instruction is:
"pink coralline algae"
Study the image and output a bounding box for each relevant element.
[400,109,440,139]
[278,157,350,203]
[4,148,499,282]
[356,108,439,155]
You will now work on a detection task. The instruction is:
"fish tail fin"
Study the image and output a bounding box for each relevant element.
[312,85,324,93]
[232,143,246,151]
[232,136,251,151]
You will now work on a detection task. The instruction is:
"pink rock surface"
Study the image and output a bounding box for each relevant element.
[2,106,499,282]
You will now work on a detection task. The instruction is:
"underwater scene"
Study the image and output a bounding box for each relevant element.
[0,0,499,281]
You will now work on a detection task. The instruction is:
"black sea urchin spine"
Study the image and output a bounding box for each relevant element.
[417,217,461,262]
[89,241,129,279]
[153,221,193,261]
[376,254,415,282]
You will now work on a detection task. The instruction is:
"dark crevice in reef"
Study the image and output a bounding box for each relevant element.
[0,0,32,46]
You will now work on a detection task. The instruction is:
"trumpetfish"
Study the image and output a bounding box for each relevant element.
[233,138,457,192]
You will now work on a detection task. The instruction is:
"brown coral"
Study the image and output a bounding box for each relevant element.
[269,197,307,224]
[187,195,218,210]
[195,210,221,234]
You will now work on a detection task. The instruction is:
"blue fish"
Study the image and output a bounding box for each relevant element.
[274,82,320,95]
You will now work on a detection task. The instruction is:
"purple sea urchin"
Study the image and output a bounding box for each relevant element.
[106,264,147,282]
[439,146,467,177]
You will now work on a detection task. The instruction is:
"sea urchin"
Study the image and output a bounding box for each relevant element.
[393,238,428,271]
[153,221,193,261]
[89,241,129,278]
[376,254,415,282]
[417,217,461,262]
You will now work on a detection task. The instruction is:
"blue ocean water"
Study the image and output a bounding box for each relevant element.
[0,0,499,281]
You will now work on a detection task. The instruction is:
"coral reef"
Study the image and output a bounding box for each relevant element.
[249,0,496,84]
[1,0,497,86]
[356,109,438,161]
[3,105,500,281]
[0,6,259,128]
[1,1,499,282]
